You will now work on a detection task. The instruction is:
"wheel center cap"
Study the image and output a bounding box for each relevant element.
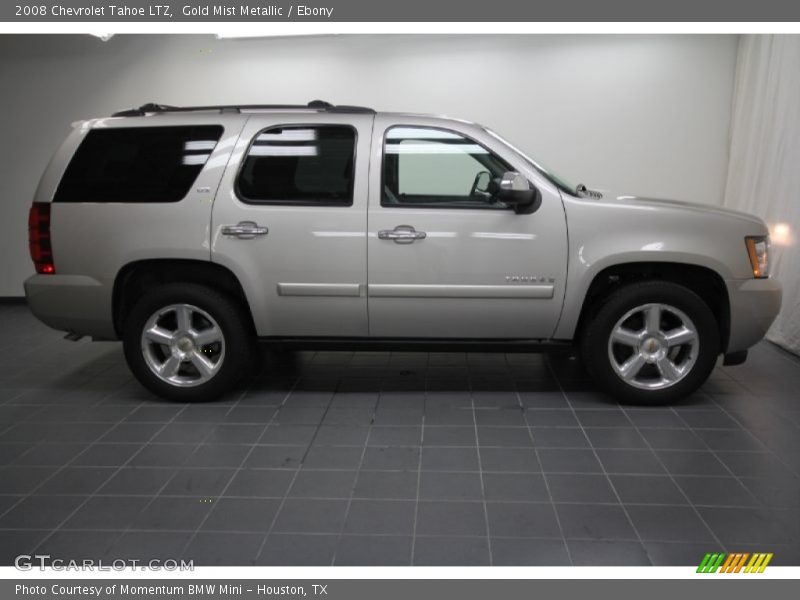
[640,336,665,362]
[644,337,660,353]
[176,337,194,352]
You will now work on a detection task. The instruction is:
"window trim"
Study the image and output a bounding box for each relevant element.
[53,124,225,204]
[235,123,359,207]
[380,125,520,211]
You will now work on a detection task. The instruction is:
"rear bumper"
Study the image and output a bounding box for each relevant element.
[24,274,117,340]
[725,277,782,353]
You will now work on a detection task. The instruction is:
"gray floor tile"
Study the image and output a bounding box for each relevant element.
[131,496,213,531]
[201,498,281,532]
[674,476,759,507]
[0,495,85,529]
[421,447,480,471]
[1,305,798,566]
[531,427,589,448]
[642,541,716,566]
[344,499,416,535]
[491,537,570,565]
[36,467,116,495]
[289,469,357,499]
[478,427,534,447]
[35,530,121,560]
[183,532,263,565]
[479,447,541,472]
[361,447,419,470]
[486,502,561,538]
[109,531,193,560]
[419,471,482,501]
[335,534,412,565]
[611,474,688,505]
[423,427,476,447]
[0,530,49,565]
[538,449,603,473]
[355,471,418,500]
[413,536,489,566]
[483,473,549,502]
[546,474,618,503]
[63,496,151,530]
[656,450,729,476]
[568,540,651,565]
[595,449,666,475]
[556,504,638,540]
[257,533,338,565]
[245,446,306,469]
[416,501,486,536]
[273,499,349,534]
[225,469,295,498]
[162,468,235,496]
[626,505,716,542]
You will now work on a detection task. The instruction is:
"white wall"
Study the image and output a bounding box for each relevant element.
[0,34,738,296]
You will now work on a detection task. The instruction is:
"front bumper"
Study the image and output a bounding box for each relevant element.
[24,274,117,340]
[725,276,782,353]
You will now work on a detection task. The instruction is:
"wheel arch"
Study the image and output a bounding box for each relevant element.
[112,259,256,338]
[570,262,730,353]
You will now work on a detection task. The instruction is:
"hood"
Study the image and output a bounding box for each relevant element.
[587,191,767,230]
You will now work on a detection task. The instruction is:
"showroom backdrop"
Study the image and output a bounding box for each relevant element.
[2,34,796,354]
[0,34,738,297]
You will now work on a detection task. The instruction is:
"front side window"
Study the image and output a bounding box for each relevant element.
[383,126,512,209]
[237,125,356,205]
[55,125,223,203]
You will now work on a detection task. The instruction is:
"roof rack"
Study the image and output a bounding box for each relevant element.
[111,100,375,117]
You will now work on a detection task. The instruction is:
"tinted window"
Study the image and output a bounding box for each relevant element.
[54,126,223,203]
[383,127,512,209]
[237,126,356,205]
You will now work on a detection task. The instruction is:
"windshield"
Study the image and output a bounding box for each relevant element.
[484,127,576,194]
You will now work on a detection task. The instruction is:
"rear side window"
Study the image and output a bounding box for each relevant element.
[237,125,356,205]
[54,125,223,203]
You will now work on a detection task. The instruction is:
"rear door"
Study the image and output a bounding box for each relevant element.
[366,115,568,339]
[211,112,374,337]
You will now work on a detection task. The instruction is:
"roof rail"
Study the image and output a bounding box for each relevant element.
[111,100,375,117]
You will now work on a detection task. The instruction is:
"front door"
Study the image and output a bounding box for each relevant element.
[211,112,374,337]
[367,116,568,339]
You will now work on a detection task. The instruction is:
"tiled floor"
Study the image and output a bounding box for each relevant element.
[0,302,798,566]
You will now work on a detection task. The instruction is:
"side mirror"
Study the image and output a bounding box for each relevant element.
[495,171,540,214]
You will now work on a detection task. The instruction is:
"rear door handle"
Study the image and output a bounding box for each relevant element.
[221,221,269,239]
[378,225,427,244]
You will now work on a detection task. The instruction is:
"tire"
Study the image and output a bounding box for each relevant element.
[122,283,254,402]
[580,281,720,405]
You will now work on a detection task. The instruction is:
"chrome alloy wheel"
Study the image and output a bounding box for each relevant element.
[607,303,699,390]
[140,304,225,387]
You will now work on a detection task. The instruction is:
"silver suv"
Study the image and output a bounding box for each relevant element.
[25,101,782,404]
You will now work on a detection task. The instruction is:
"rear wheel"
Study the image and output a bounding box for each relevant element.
[580,281,719,405]
[123,283,253,402]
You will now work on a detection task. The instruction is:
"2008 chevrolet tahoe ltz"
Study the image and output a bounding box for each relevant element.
[24,101,782,404]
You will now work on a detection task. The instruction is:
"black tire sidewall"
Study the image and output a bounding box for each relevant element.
[580,281,720,405]
[122,283,252,402]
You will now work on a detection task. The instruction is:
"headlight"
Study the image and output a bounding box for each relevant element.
[745,235,770,278]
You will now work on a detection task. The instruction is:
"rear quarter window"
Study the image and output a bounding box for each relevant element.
[54,125,223,203]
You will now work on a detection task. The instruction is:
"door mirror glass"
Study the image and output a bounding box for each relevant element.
[471,171,492,196]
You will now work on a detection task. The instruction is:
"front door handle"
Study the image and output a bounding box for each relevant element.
[221,221,269,239]
[378,225,427,244]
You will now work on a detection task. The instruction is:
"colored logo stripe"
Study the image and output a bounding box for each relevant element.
[697,552,773,573]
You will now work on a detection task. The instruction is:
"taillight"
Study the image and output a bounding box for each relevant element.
[28,202,55,275]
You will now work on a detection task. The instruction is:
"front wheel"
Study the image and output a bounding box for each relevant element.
[580,281,720,405]
[123,283,254,402]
